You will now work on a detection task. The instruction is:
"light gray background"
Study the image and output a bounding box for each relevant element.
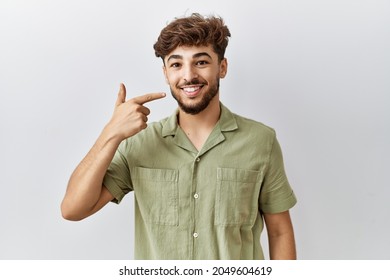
[1,0,389,259]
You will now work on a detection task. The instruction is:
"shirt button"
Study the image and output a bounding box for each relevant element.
[196,157,200,162]
[193,232,199,238]
[194,193,199,199]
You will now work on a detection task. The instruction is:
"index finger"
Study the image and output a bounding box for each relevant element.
[132,92,166,105]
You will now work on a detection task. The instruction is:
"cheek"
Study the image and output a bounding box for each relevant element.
[164,68,176,84]
[165,72,180,85]
[208,67,222,80]
[166,77,177,87]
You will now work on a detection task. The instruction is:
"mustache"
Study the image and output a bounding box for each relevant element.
[178,78,206,87]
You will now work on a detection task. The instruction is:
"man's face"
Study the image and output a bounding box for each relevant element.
[163,45,227,115]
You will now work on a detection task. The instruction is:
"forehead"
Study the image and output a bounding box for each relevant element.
[165,44,217,61]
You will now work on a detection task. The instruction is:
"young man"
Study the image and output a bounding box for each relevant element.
[61,13,297,260]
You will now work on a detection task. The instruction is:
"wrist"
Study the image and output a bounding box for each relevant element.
[101,123,125,147]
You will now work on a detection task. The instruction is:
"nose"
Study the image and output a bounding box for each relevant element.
[182,65,198,83]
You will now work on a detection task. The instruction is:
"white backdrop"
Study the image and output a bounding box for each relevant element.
[0,0,389,259]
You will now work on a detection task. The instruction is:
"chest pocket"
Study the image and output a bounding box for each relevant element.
[215,168,262,226]
[131,167,179,226]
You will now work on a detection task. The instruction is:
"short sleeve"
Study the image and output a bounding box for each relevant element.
[259,135,297,213]
[103,139,133,204]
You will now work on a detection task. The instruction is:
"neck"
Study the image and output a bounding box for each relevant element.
[178,96,221,150]
[178,96,220,131]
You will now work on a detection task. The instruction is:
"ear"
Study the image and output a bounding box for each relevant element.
[219,58,228,78]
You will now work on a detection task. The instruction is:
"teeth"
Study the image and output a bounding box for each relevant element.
[183,87,199,93]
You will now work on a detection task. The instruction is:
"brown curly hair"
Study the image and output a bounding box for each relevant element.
[153,13,231,62]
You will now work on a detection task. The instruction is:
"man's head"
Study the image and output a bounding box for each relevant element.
[154,14,231,115]
[154,13,231,63]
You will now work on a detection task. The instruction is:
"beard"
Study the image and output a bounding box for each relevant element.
[170,77,220,115]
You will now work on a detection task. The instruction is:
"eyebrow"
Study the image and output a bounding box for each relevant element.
[166,52,213,63]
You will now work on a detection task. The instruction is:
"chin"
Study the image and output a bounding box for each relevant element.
[170,82,219,115]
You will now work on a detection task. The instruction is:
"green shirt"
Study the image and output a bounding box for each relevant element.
[103,103,297,259]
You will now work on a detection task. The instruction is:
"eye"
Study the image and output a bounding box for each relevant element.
[196,60,209,66]
[170,62,181,68]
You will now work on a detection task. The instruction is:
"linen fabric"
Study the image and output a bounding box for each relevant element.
[103,103,297,259]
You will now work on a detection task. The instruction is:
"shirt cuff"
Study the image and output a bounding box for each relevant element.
[103,177,127,204]
[261,191,297,214]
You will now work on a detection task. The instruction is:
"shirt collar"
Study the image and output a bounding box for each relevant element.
[161,102,238,138]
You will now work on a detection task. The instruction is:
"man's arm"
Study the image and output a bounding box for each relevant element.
[263,210,297,260]
[61,84,166,221]
[60,126,121,221]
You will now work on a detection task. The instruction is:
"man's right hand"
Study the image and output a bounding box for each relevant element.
[106,83,166,141]
[61,83,166,221]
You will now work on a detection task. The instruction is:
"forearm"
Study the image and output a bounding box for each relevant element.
[264,211,297,260]
[61,125,121,220]
[268,231,297,260]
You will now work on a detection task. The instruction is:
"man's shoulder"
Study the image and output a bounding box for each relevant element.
[231,111,276,137]
[222,108,277,154]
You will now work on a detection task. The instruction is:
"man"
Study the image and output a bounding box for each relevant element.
[61,13,297,260]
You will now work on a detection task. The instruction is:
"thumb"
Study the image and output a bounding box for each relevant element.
[115,83,126,106]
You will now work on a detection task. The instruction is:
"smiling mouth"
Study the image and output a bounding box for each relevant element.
[180,85,204,97]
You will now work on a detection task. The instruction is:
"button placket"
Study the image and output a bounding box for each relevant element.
[192,154,201,255]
